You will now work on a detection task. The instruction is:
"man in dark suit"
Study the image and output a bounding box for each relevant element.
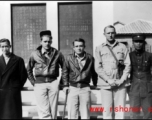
[0,38,27,119]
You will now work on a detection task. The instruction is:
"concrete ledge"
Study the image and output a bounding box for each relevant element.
[21,86,141,119]
[22,86,101,91]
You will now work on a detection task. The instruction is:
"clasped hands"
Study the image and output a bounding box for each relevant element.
[107,79,124,87]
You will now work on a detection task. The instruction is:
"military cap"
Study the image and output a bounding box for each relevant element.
[132,34,146,41]
[40,30,52,37]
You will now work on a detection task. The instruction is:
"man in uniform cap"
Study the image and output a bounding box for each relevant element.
[129,33,152,119]
[27,30,65,119]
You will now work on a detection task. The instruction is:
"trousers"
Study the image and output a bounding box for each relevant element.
[67,86,91,119]
[129,94,152,119]
[100,87,126,119]
[34,80,59,119]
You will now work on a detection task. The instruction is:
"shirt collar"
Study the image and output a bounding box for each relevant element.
[2,52,12,59]
[106,40,118,48]
[134,49,145,55]
[41,47,51,55]
[102,40,118,47]
[74,52,86,60]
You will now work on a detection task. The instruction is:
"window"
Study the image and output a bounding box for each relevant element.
[11,4,46,63]
[58,2,93,55]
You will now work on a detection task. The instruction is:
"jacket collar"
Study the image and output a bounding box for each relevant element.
[37,46,52,55]
[134,49,145,55]
[74,52,86,60]
[36,45,57,65]
[71,51,90,72]
[0,53,18,76]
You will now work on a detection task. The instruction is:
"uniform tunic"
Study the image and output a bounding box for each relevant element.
[95,41,131,119]
[95,41,131,88]
[129,50,152,119]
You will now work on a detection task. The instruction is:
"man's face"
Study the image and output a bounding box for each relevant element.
[41,35,52,50]
[104,27,116,42]
[0,42,11,55]
[133,40,145,51]
[73,41,85,55]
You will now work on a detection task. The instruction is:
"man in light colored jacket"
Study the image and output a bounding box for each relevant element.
[95,25,131,119]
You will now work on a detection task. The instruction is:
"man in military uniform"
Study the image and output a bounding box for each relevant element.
[95,25,131,119]
[129,34,152,119]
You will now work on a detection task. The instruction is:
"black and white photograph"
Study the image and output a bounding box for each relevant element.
[0,1,152,119]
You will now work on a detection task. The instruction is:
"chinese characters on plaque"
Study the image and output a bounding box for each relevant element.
[12,5,46,63]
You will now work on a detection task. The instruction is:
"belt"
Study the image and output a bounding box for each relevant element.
[45,80,53,83]
[36,76,56,83]
[70,83,89,88]
[45,78,55,83]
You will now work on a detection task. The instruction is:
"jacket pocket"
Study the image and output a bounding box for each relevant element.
[142,60,150,71]
[147,82,152,93]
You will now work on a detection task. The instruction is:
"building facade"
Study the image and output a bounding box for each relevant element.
[0,1,152,118]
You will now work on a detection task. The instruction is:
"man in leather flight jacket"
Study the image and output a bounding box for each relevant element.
[27,30,65,119]
[129,34,152,119]
[62,38,98,119]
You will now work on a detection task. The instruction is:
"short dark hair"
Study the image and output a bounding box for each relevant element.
[104,25,116,33]
[73,38,85,47]
[40,30,52,41]
[0,38,11,46]
[40,35,52,41]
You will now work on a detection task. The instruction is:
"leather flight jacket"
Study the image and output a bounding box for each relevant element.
[61,52,98,87]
